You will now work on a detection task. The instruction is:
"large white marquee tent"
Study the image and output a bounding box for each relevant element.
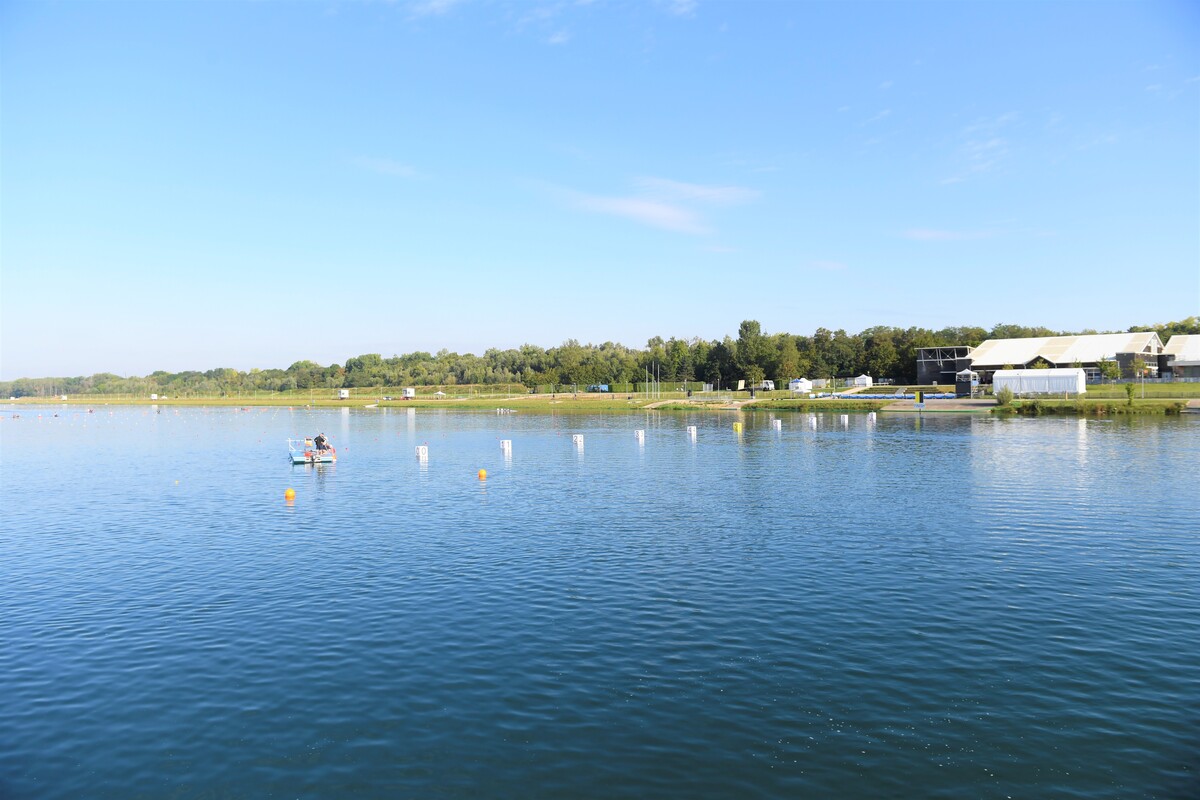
[992,368,1087,395]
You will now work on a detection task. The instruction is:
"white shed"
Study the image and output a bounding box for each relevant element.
[338,389,351,400]
[402,387,416,399]
[789,378,813,393]
[852,374,873,388]
[993,368,1086,396]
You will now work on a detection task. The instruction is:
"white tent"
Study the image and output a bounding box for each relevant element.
[789,378,813,393]
[993,368,1086,396]
[852,374,873,387]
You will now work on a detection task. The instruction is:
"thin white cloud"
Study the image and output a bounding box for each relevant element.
[663,0,697,16]
[635,176,759,205]
[571,193,706,234]
[941,113,1017,183]
[1076,133,1118,150]
[547,30,571,45]
[553,174,756,235]
[903,229,993,242]
[353,157,418,178]
[865,109,891,124]
[718,156,779,174]
[409,0,464,17]
[880,80,893,90]
[807,260,848,271]
[963,112,1018,134]
[960,136,1006,169]
[516,4,562,28]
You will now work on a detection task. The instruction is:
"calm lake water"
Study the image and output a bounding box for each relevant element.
[1,405,1197,799]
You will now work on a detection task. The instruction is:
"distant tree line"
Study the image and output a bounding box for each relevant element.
[5,317,1197,398]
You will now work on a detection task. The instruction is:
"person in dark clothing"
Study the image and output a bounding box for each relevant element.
[314,433,329,451]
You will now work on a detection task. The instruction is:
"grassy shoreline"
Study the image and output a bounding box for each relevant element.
[995,399,1188,416]
[8,394,900,413]
[10,394,1192,416]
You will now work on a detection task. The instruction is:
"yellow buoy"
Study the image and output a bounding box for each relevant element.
[284,488,296,500]
[478,469,487,480]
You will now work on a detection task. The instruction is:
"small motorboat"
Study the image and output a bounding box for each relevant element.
[289,437,336,465]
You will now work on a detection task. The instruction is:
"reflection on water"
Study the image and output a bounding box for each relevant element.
[1,406,1197,800]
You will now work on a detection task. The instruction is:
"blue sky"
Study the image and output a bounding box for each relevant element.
[2,0,1197,379]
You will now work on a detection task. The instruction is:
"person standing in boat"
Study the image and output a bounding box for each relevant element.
[314,432,329,452]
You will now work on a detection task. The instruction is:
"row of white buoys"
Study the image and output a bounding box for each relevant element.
[408,418,870,464]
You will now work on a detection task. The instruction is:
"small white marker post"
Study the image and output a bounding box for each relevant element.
[415,445,428,461]
[571,434,584,447]
[772,419,782,431]
[634,430,645,444]
[686,425,697,441]
[500,439,512,452]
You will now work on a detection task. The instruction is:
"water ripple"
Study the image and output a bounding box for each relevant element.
[1,409,1197,799]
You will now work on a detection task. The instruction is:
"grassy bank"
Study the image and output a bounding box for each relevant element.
[745,399,892,412]
[15,392,663,412]
[1073,383,1200,399]
[378,396,654,412]
[13,393,901,414]
[19,392,1188,416]
[994,399,1188,416]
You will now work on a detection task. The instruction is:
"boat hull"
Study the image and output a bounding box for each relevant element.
[290,450,336,464]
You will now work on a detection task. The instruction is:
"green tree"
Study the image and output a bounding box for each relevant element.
[1097,356,1120,383]
[862,328,899,379]
[735,320,767,377]
[665,338,693,382]
[776,336,801,381]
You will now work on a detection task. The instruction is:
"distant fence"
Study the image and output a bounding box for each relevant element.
[527,382,711,394]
